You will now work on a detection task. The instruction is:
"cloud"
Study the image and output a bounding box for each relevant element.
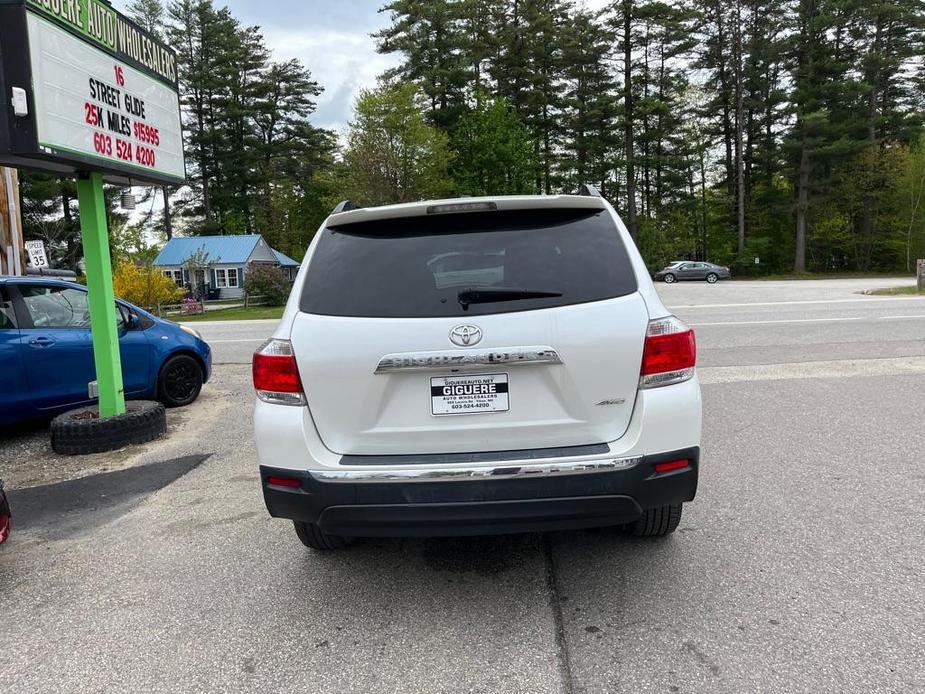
[111,0,398,130]
[261,27,401,131]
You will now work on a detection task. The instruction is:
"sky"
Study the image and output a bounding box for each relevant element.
[115,0,401,133]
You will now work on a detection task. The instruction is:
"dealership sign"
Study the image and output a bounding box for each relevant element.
[0,0,185,185]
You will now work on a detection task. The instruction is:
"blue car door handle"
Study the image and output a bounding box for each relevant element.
[29,336,56,347]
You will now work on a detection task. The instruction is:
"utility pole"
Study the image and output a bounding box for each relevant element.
[0,166,24,275]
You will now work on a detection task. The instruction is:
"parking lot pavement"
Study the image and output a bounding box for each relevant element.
[657,275,916,307]
[1,279,923,693]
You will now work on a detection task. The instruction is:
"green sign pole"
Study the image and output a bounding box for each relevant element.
[76,171,125,418]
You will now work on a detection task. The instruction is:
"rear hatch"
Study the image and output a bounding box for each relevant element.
[290,203,649,455]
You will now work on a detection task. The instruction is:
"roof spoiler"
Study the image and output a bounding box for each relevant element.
[576,183,602,197]
[331,200,360,214]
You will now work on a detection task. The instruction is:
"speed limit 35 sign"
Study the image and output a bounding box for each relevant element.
[24,239,48,268]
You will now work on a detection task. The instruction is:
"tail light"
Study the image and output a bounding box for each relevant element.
[640,316,696,389]
[654,459,691,474]
[253,338,306,406]
[266,476,301,488]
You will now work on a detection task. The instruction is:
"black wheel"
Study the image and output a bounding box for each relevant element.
[293,521,353,550]
[50,400,166,455]
[706,272,719,284]
[158,354,203,407]
[630,504,683,537]
[663,273,677,284]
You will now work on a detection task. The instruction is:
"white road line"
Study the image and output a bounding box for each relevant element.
[668,296,925,309]
[693,314,925,327]
[692,317,866,327]
[699,355,925,384]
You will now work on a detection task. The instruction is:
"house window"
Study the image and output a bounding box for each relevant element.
[215,268,239,288]
[163,269,183,285]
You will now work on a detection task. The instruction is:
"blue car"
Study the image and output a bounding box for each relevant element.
[0,277,212,427]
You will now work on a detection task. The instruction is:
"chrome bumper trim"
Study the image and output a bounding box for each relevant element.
[309,456,641,483]
[374,346,563,374]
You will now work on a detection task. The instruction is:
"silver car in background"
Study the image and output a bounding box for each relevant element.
[654,261,731,284]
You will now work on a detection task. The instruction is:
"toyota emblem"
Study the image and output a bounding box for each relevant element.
[449,324,482,347]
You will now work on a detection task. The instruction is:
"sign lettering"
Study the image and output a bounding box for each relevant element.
[26,0,177,84]
[24,240,49,268]
[26,12,183,181]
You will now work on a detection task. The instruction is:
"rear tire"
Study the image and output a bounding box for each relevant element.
[706,272,718,284]
[663,273,677,284]
[293,521,353,550]
[630,504,683,537]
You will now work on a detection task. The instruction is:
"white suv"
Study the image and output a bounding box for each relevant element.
[253,189,701,550]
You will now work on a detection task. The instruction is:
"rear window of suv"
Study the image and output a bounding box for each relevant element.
[299,208,638,318]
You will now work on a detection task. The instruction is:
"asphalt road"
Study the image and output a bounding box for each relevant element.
[1,278,923,694]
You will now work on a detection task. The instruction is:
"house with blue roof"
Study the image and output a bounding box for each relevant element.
[153,235,300,299]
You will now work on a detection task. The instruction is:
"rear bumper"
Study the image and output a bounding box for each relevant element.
[260,447,698,537]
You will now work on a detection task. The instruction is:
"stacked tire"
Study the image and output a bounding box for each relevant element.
[50,400,167,455]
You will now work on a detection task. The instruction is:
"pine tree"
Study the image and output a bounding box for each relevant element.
[613,0,639,237]
[851,0,925,269]
[376,1,471,129]
[126,0,166,37]
[633,1,697,218]
[787,0,862,271]
[559,9,620,194]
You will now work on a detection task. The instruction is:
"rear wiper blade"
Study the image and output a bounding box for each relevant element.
[457,287,563,310]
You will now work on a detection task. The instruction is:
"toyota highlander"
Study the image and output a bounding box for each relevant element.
[253,187,701,550]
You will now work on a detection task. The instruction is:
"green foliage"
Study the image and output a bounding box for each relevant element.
[113,262,184,308]
[378,0,925,273]
[243,265,290,306]
[340,83,455,206]
[15,0,925,277]
[452,94,536,195]
[375,0,470,129]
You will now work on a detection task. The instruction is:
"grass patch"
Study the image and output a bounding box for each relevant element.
[173,305,285,322]
[865,285,925,296]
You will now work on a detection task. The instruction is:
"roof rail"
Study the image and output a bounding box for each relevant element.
[576,183,602,198]
[331,200,359,214]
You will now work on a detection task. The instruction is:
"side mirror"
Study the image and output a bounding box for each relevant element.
[129,314,141,330]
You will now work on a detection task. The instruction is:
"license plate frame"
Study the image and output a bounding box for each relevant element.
[430,373,510,416]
